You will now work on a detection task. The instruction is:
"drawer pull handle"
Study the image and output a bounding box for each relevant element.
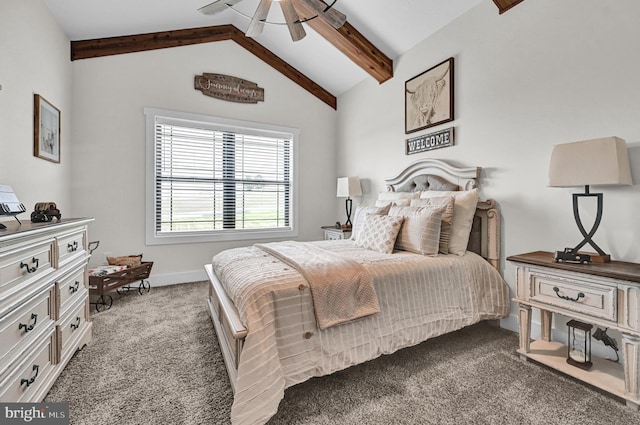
[69,281,80,293]
[20,364,39,387]
[553,286,585,302]
[67,241,79,252]
[18,313,38,333]
[20,257,39,273]
[70,317,81,330]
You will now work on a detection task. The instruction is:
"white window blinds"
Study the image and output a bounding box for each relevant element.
[145,109,297,244]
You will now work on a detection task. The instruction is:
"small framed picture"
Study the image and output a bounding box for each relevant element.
[405,57,454,134]
[34,94,61,163]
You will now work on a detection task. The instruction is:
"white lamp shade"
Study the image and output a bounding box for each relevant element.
[337,176,362,197]
[548,137,632,187]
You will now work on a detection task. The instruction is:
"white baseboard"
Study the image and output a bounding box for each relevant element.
[146,269,208,288]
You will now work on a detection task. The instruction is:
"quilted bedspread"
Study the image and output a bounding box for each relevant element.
[211,240,510,425]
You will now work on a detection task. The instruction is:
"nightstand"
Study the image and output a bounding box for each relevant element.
[321,226,351,240]
[508,251,640,409]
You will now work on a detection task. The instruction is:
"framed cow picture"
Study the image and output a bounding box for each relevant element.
[405,57,454,134]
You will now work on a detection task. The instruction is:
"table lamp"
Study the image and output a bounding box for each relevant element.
[336,176,362,228]
[548,136,632,263]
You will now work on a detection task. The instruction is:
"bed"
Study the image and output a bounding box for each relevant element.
[205,159,510,425]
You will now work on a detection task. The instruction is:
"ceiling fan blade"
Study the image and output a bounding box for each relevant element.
[298,0,346,29]
[280,0,306,42]
[246,0,273,37]
[198,0,244,15]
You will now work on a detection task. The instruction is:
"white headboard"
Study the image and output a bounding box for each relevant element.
[384,159,500,272]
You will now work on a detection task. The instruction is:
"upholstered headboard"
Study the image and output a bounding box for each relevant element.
[384,159,500,271]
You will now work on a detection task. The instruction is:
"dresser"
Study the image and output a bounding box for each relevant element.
[508,251,640,409]
[0,218,93,402]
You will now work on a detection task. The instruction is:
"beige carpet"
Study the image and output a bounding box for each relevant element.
[45,281,640,424]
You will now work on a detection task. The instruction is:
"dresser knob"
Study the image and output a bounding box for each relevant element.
[18,313,38,333]
[20,364,39,387]
[553,286,585,303]
[20,257,39,273]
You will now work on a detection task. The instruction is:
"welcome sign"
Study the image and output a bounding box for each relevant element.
[194,73,265,104]
[405,127,454,155]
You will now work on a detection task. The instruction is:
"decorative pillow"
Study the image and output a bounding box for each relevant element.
[420,189,479,256]
[410,196,455,254]
[374,198,412,208]
[350,204,391,241]
[107,254,143,267]
[388,205,445,256]
[354,214,404,254]
[376,191,420,205]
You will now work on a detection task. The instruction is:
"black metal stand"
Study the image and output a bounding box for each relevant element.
[344,197,353,227]
[572,185,606,256]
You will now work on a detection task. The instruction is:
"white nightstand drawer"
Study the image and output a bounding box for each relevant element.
[529,270,617,322]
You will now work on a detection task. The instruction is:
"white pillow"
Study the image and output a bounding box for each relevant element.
[376,191,419,204]
[420,189,479,256]
[350,204,391,241]
[388,205,445,256]
[374,198,412,208]
[410,196,455,254]
[354,214,404,254]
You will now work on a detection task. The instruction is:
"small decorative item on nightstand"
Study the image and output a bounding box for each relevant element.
[567,319,593,370]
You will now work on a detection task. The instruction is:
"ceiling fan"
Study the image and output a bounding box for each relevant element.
[198,0,347,42]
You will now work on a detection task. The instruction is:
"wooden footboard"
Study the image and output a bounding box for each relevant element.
[204,264,246,393]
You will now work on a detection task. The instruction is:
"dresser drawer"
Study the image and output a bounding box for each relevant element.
[0,240,53,303]
[55,230,86,268]
[57,297,89,362]
[529,270,617,322]
[55,266,86,319]
[0,286,54,372]
[0,329,55,402]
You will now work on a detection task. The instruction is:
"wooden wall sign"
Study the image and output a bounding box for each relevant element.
[406,127,454,155]
[194,73,264,103]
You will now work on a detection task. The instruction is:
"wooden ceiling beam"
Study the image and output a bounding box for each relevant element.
[292,0,393,84]
[70,25,337,109]
[492,0,526,14]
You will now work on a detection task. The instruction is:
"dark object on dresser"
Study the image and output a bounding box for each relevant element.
[31,202,61,222]
[554,248,591,264]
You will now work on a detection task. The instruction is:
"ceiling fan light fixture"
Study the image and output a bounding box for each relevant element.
[198,0,345,42]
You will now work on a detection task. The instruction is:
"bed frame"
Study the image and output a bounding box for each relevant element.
[205,158,501,392]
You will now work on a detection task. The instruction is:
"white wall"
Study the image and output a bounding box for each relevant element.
[0,0,72,219]
[336,0,640,335]
[70,41,338,281]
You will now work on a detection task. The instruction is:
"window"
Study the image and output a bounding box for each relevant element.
[145,108,298,245]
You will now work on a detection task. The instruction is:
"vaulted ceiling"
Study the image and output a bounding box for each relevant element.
[42,0,523,108]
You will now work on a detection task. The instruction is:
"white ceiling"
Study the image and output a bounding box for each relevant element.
[42,0,483,96]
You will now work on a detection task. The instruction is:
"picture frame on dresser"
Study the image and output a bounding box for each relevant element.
[405,57,454,134]
[34,94,61,164]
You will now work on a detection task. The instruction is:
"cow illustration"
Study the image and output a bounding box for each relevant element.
[406,63,450,130]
